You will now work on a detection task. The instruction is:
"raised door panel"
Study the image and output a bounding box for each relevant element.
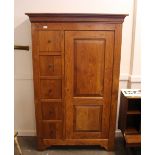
[65,31,114,139]
[74,39,104,97]
[74,105,101,131]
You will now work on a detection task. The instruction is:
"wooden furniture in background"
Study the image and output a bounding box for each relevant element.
[118,89,141,147]
[26,13,127,150]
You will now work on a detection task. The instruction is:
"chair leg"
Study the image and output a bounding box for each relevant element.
[14,136,22,155]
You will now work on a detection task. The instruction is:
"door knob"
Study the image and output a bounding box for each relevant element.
[48,89,52,93]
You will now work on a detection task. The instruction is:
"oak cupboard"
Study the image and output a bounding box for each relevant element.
[26,13,127,150]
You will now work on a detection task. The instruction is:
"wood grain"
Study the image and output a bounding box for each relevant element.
[39,55,62,76]
[27,13,127,150]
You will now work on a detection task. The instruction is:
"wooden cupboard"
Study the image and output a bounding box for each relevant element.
[26,13,127,150]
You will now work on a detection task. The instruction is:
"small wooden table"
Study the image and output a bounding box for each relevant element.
[118,89,141,147]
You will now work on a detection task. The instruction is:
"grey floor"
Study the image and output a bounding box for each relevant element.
[15,136,141,155]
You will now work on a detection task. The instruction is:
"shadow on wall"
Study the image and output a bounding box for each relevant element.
[14,19,36,134]
[14,19,32,47]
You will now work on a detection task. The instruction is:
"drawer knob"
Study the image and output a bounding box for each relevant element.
[48,89,52,93]
[48,40,51,43]
[48,64,53,68]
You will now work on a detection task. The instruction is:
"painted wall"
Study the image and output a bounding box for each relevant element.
[14,0,141,135]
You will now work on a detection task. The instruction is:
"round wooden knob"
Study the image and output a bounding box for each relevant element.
[48,40,51,43]
[49,111,52,115]
[48,89,52,93]
[48,64,53,69]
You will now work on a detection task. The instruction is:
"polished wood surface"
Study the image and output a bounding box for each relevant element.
[27,13,127,151]
[42,102,62,120]
[40,80,62,99]
[25,13,127,23]
[39,31,63,52]
[39,55,62,76]
[124,134,141,147]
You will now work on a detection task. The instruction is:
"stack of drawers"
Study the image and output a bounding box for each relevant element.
[38,30,64,139]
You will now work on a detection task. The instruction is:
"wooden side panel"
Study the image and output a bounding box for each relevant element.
[108,24,123,150]
[31,24,42,138]
[118,92,128,133]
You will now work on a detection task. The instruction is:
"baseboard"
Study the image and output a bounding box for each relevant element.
[119,74,129,81]
[115,129,123,138]
[128,75,141,83]
[14,73,33,80]
[17,129,122,137]
[15,73,130,81]
[14,73,141,83]
[17,130,36,136]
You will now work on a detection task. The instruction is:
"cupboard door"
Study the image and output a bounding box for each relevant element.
[65,31,114,139]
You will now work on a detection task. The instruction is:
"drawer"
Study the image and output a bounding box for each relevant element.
[39,56,62,76]
[42,102,62,120]
[40,80,62,99]
[39,31,63,52]
[41,121,62,139]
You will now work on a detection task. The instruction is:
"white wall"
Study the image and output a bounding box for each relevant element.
[14,0,141,136]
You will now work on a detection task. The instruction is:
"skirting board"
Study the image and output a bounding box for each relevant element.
[14,73,141,82]
[17,130,36,136]
[17,129,122,137]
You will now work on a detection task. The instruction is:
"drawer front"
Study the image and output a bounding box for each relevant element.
[39,31,63,52]
[41,121,62,139]
[37,30,64,140]
[39,56,62,76]
[40,80,62,99]
[42,102,62,120]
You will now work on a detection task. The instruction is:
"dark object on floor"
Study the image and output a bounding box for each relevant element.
[14,136,141,155]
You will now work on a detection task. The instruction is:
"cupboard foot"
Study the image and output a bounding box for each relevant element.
[37,139,47,151]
